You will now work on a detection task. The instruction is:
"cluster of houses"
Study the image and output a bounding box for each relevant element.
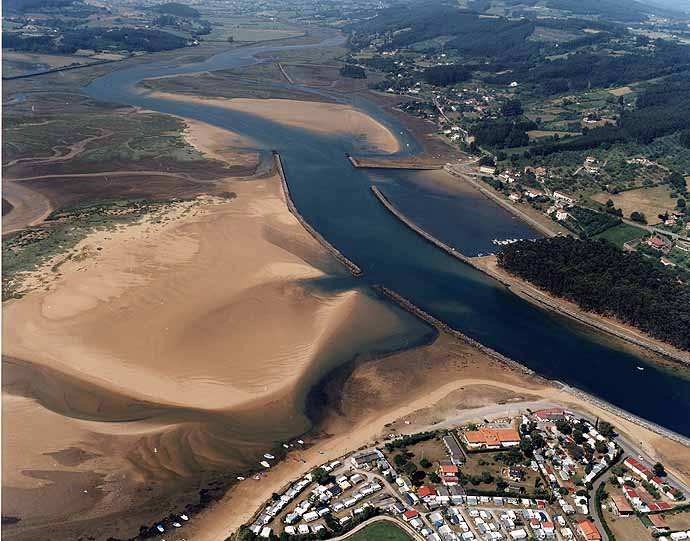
[242,405,690,541]
[621,457,684,503]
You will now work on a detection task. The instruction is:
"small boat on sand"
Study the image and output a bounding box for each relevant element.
[261,461,271,468]
[637,366,645,371]
[236,476,245,481]
[297,439,304,444]
[264,453,275,460]
[180,515,189,521]
[283,444,290,449]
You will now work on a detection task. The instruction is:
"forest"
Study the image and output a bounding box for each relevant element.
[151,2,200,18]
[423,64,472,86]
[497,237,690,351]
[2,27,188,53]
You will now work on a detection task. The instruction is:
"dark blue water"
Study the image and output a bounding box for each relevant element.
[85,40,690,438]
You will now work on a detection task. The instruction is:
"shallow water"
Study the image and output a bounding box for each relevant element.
[84,39,690,439]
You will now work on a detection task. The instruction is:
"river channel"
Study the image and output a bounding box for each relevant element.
[85,36,690,439]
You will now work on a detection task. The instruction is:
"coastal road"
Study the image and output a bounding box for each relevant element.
[443,163,558,238]
[590,474,611,541]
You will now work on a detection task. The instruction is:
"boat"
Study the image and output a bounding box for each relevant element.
[236,476,245,481]
[254,474,261,480]
[264,453,275,460]
[297,439,304,444]
[283,444,290,449]
[637,366,645,371]
[261,461,271,468]
[156,525,165,533]
[180,515,189,521]
[173,522,182,528]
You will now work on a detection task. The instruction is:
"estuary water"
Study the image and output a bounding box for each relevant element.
[85,38,690,438]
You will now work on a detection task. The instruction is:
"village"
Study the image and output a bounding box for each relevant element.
[239,407,690,541]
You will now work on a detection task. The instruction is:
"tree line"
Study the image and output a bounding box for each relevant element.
[497,237,690,350]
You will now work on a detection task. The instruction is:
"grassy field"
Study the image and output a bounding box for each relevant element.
[527,130,579,141]
[2,52,94,77]
[345,521,413,541]
[591,186,677,222]
[2,198,186,300]
[664,509,690,531]
[460,450,542,496]
[593,223,648,248]
[203,15,303,42]
[603,508,650,540]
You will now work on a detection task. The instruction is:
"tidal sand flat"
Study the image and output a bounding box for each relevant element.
[1,118,423,540]
[149,92,402,154]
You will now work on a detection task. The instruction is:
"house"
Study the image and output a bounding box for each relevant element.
[576,519,601,541]
[443,434,465,465]
[553,191,576,206]
[418,486,437,500]
[623,457,654,481]
[462,427,521,449]
[479,165,496,175]
[351,449,383,469]
[439,462,460,484]
[525,188,543,199]
[610,495,633,516]
[556,209,571,221]
[509,192,521,202]
[534,408,566,422]
[509,468,525,481]
[647,236,668,252]
[649,514,669,531]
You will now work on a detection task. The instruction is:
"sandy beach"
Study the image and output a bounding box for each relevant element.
[175,332,690,541]
[1,115,412,540]
[149,92,401,154]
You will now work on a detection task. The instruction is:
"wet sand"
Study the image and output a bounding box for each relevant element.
[149,92,402,154]
[1,116,415,540]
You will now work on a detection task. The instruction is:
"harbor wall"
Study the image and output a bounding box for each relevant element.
[273,152,362,276]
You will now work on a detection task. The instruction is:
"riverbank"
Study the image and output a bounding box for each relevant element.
[370,184,690,368]
[472,255,690,368]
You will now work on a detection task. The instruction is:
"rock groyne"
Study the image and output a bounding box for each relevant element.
[274,152,362,276]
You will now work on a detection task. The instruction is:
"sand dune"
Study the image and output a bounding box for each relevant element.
[150,92,401,154]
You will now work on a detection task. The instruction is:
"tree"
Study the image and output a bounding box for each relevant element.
[598,421,615,438]
[556,420,572,435]
[678,198,686,209]
[606,199,614,208]
[501,99,523,117]
[394,454,407,467]
[339,65,366,79]
[420,458,432,469]
[653,462,666,477]
[630,211,647,224]
[595,440,608,454]
[429,472,441,483]
[312,467,333,486]
[479,155,495,167]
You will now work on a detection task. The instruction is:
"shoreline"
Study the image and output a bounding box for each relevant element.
[370,184,690,368]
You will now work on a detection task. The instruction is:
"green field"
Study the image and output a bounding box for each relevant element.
[593,223,647,248]
[345,522,413,541]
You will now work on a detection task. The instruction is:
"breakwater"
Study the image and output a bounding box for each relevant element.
[347,154,443,170]
[375,284,690,450]
[273,152,362,276]
[370,184,690,368]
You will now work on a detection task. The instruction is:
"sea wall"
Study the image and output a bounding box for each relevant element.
[370,184,690,368]
[273,152,362,276]
[347,154,442,170]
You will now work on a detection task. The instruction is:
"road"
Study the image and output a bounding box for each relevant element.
[329,515,424,541]
[444,163,558,238]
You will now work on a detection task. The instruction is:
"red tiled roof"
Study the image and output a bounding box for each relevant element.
[404,510,419,519]
[418,486,437,498]
[440,464,459,474]
[578,520,601,541]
